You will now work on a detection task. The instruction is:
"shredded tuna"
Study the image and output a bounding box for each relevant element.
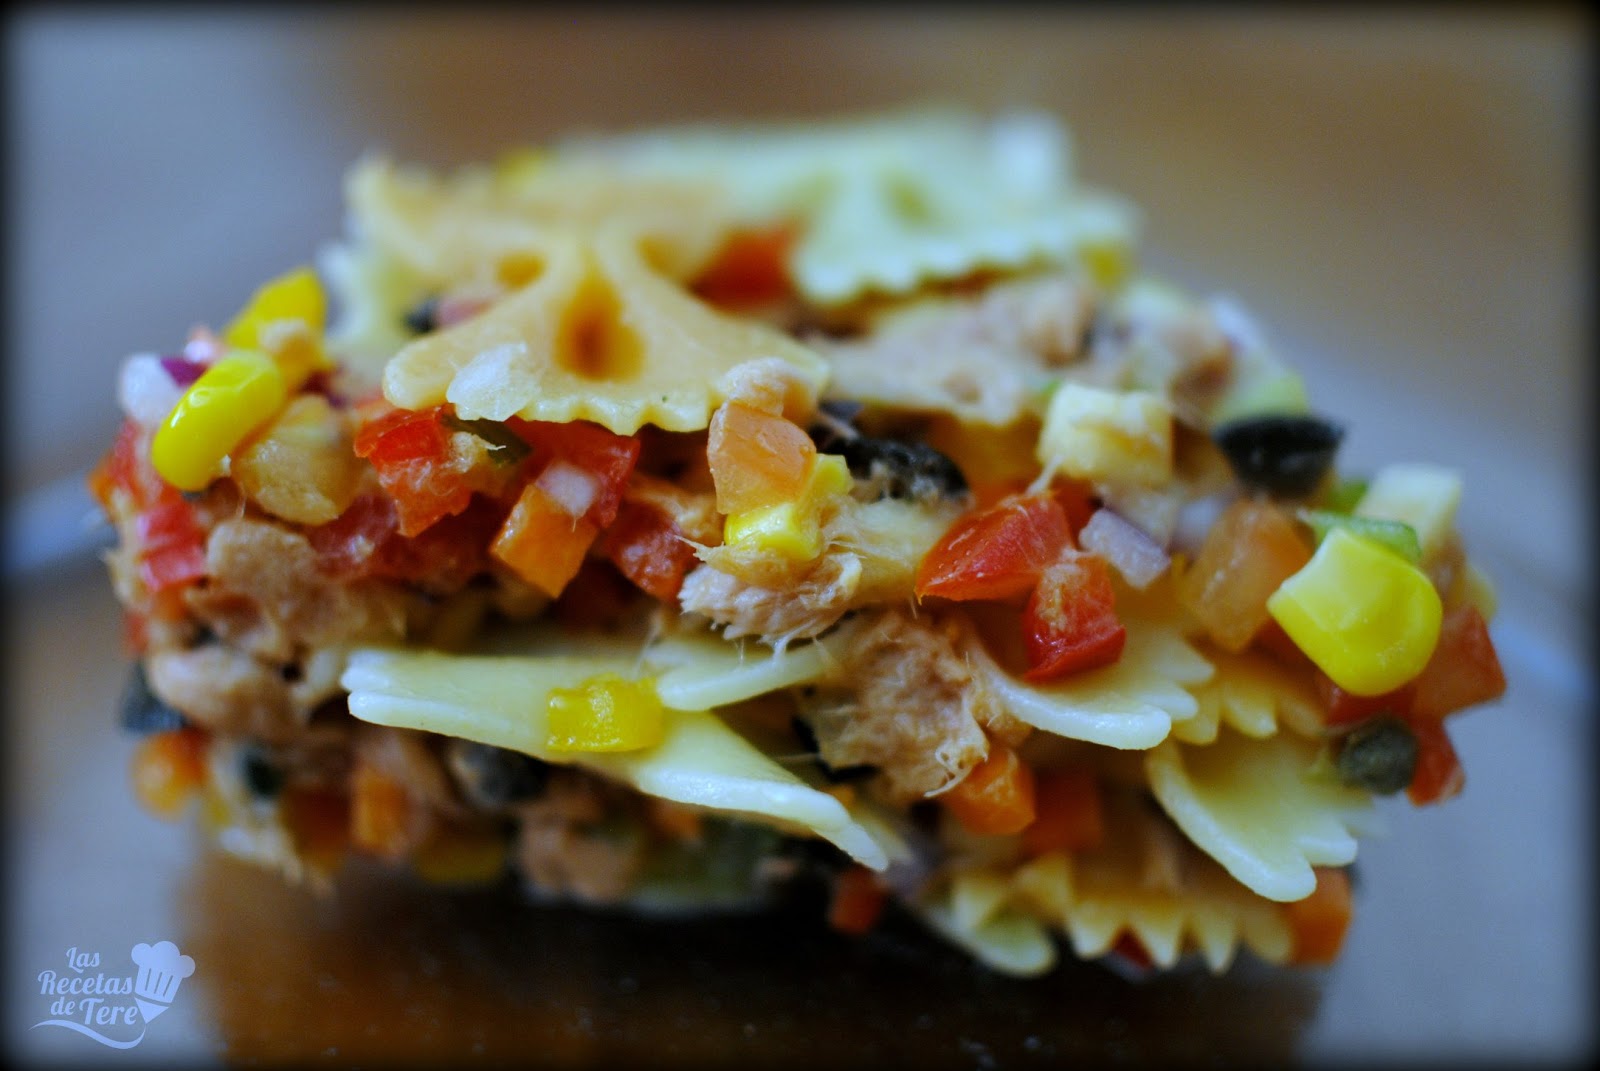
[678,552,862,648]
[511,769,643,904]
[145,644,299,740]
[819,273,1104,425]
[805,609,1010,804]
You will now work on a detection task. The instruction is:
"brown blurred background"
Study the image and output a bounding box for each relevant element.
[5,8,1592,1068]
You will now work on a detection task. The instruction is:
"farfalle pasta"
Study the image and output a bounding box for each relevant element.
[92,110,1507,978]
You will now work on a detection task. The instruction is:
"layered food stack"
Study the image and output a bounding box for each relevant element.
[93,112,1506,976]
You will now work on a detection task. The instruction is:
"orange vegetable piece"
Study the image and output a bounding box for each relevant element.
[350,765,414,861]
[828,865,888,935]
[706,401,816,515]
[1409,605,1506,721]
[691,222,797,307]
[915,493,1072,603]
[1021,766,1105,856]
[1177,498,1312,652]
[943,744,1038,836]
[130,727,211,818]
[490,481,601,598]
[1285,867,1354,965]
[280,785,351,873]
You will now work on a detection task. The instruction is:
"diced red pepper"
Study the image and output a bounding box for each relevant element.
[1409,605,1506,721]
[1108,931,1156,972]
[1051,477,1099,536]
[134,492,208,593]
[827,865,888,936]
[915,493,1074,603]
[1404,717,1465,806]
[507,418,641,528]
[1285,867,1354,965]
[1021,766,1106,856]
[596,500,700,600]
[1315,675,1416,731]
[491,481,601,598]
[1021,551,1126,682]
[353,405,476,536]
[942,744,1038,836]
[307,493,500,593]
[691,222,798,308]
[89,419,164,512]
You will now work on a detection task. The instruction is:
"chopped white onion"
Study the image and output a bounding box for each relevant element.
[1079,508,1170,590]
[1171,491,1236,556]
[117,353,183,428]
[537,459,600,519]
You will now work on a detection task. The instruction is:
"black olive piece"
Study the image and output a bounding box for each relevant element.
[118,661,189,734]
[823,436,968,502]
[1213,414,1345,498]
[239,746,284,798]
[403,296,440,335]
[790,717,878,784]
[1334,716,1419,795]
[446,739,551,809]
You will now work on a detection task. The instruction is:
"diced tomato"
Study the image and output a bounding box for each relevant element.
[915,493,1073,603]
[1314,675,1416,730]
[506,418,641,528]
[1051,477,1099,536]
[827,865,889,936]
[353,405,476,536]
[1255,618,1315,671]
[942,744,1038,836]
[490,481,601,598]
[1285,867,1354,965]
[1404,717,1465,806]
[552,560,641,630]
[596,500,700,600]
[705,401,816,515]
[1410,605,1506,721]
[1176,498,1312,652]
[691,222,798,307]
[134,492,208,593]
[1021,766,1106,856]
[1021,551,1126,682]
[1108,931,1156,972]
[307,493,500,592]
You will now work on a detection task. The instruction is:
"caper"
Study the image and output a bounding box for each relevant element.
[1335,716,1419,795]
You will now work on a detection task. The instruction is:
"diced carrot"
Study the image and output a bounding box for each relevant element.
[490,482,601,598]
[943,744,1038,836]
[130,727,211,818]
[828,866,888,935]
[1021,767,1105,856]
[1285,867,1354,965]
[350,765,414,861]
[706,401,816,514]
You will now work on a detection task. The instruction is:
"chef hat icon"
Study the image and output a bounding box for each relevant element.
[130,941,195,1023]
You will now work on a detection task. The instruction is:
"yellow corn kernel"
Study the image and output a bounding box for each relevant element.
[722,454,851,562]
[149,350,288,491]
[224,266,329,386]
[1266,527,1443,696]
[1078,238,1133,291]
[493,147,549,187]
[1036,382,1173,487]
[546,674,666,753]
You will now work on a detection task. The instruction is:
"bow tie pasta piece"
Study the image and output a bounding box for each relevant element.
[381,224,829,435]
[555,110,1137,305]
[963,593,1214,750]
[340,647,886,870]
[1175,649,1326,746]
[1145,728,1379,903]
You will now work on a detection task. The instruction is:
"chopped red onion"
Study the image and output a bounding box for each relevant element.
[159,355,207,386]
[537,460,600,519]
[117,354,184,427]
[1079,508,1170,590]
[1171,492,1236,556]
